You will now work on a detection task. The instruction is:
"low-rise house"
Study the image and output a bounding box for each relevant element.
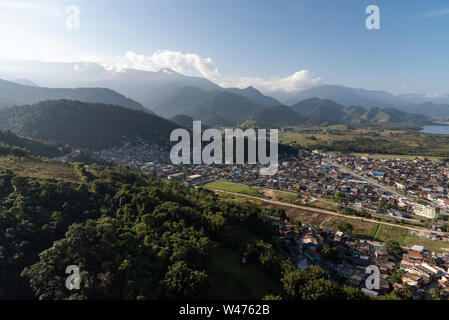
[402,272,423,287]
[361,287,379,297]
[374,248,389,261]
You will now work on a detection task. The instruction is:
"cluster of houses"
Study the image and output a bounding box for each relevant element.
[96,141,170,172]
[400,245,449,297]
[263,215,449,299]
[62,142,448,238]
[179,150,446,224]
[335,154,449,217]
[52,138,449,299]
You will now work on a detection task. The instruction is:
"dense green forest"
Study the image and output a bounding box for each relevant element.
[0,162,369,300]
[0,100,179,150]
[0,130,66,157]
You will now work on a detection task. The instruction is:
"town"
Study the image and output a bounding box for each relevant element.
[264,213,449,299]
[55,141,449,298]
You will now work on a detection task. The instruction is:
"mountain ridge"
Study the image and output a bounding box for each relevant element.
[0,79,146,111]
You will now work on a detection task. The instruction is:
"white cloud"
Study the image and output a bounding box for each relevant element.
[0,1,42,9]
[0,47,322,93]
[112,50,321,93]
[219,70,322,92]
[416,8,449,19]
[114,50,220,80]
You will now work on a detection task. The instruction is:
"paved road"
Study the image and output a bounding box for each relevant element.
[329,160,434,206]
[210,188,449,237]
[329,161,405,197]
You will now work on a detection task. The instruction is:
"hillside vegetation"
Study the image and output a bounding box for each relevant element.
[0,160,372,300]
[0,79,146,111]
[0,100,179,150]
[0,130,66,157]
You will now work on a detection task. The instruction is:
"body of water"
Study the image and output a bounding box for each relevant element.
[420,126,449,134]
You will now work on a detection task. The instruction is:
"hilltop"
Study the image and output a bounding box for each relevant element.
[0,79,146,111]
[0,100,179,150]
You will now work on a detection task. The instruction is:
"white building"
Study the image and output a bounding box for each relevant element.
[413,204,439,219]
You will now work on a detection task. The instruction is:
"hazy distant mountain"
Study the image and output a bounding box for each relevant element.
[397,93,449,105]
[162,89,303,127]
[0,60,221,109]
[289,97,428,127]
[169,114,195,128]
[184,92,264,127]
[152,86,210,118]
[0,60,286,111]
[1,59,446,118]
[250,105,305,127]
[166,93,428,128]
[0,96,18,108]
[285,85,411,108]
[11,79,39,87]
[395,101,449,119]
[151,85,282,118]
[0,79,146,111]
[87,68,222,110]
[225,86,281,107]
[356,107,426,125]
[0,100,178,150]
[290,98,346,125]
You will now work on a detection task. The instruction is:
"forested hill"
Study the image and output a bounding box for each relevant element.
[0,100,179,150]
[0,79,146,112]
[0,130,66,157]
[0,163,367,300]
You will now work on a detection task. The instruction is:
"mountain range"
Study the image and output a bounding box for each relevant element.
[0,79,146,111]
[169,94,428,128]
[2,59,448,118]
[394,101,449,119]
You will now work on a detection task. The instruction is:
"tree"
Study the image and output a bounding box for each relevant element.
[385,240,402,260]
[281,265,346,300]
[320,245,340,263]
[389,268,405,285]
[336,221,354,236]
[430,287,441,300]
[262,294,282,300]
[163,261,209,299]
[344,286,370,300]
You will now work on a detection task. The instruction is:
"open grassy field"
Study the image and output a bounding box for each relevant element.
[205,180,262,197]
[374,224,449,253]
[325,216,449,253]
[256,187,298,203]
[284,206,332,226]
[206,181,300,205]
[279,126,449,157]
[217,192,264,206]
[207,183,449,253]
[0,155,81,183]
[308,199,339,211]
[324,216,379,239]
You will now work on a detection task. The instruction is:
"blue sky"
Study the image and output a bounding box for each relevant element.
[0,0,448,94]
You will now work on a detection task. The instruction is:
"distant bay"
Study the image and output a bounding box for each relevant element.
[421,125,449,134]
